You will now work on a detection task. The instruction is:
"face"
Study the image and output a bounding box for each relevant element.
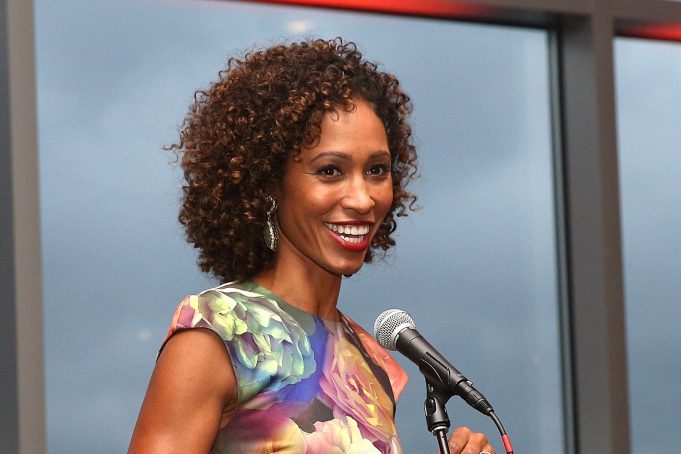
[275,99,394,277]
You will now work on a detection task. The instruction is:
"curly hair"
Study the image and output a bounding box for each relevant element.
[169,37,417,282]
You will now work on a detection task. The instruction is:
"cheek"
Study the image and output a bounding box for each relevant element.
[282,180,331,217]
[375,184,394,219]
[306,187,341,213]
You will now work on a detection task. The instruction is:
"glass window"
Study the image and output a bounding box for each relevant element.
[615,37,681,452]
[35,0,562,451]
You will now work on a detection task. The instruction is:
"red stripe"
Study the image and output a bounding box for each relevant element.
[502,434,514,453]
[248,0,493,19]
[619,24,681,42]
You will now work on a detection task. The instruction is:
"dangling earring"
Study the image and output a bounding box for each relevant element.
[263,195,279,252]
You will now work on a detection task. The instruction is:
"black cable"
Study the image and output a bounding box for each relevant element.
[489,411,514,454]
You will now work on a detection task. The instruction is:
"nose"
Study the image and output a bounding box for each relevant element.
[341,175,376,214]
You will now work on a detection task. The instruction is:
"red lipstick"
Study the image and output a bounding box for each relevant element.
[324,222,373,252]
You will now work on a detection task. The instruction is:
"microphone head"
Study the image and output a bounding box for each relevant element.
[374,309,416,351]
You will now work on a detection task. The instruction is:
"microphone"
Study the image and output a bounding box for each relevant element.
[374,309,493,415]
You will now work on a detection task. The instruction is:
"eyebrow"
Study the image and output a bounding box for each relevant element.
[309,150,391,163]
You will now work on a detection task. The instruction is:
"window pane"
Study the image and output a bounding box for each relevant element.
[35,1,563,452]
[615,38,681,452]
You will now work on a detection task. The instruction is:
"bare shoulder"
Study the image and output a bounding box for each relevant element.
[128,329,237,454]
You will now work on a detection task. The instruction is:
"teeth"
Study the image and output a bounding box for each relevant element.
[340,235,363,243]
[324,223,370,237]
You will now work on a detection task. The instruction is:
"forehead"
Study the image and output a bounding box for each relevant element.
[305,101,388,154]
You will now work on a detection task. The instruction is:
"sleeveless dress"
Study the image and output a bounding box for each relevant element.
[162,280,408,454]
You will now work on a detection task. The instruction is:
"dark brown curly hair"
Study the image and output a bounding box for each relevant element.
[170,38,418,282]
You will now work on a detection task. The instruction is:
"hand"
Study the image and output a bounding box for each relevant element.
[441,426,495,454]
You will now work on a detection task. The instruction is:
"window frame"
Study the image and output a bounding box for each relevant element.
[4,0,681,452]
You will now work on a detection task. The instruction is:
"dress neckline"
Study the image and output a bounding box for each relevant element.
[240,279,343,324]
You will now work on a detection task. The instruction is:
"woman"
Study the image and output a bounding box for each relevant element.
[129,38,494,454]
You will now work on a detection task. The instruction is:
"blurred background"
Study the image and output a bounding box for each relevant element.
[6,0,680,452]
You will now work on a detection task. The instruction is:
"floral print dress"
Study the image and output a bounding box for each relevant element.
[163,280,408,453]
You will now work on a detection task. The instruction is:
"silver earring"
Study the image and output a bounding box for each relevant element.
[263,195,279,252]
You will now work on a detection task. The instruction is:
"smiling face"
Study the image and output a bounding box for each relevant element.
[274,99,394,277]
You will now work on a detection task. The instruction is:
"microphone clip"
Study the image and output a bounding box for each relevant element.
[424,379,452,454]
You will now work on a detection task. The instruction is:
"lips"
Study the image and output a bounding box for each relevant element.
[324,222,372,250]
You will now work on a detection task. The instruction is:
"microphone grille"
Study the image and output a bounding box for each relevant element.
[374,309,416,351]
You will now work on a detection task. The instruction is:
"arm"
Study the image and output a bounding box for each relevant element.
[128,329,238,454]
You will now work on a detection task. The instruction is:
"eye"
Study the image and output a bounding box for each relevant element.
[367,163,390,177]
[316,164,342,178]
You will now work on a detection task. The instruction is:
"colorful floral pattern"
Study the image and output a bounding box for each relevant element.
[304,416,383,453]
[319,323,399,451]
[164,281,407,453]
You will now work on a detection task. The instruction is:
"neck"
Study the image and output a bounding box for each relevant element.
[252,254,342,321]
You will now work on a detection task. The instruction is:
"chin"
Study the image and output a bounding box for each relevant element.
[337,262,365,278]
[325,259,365,278]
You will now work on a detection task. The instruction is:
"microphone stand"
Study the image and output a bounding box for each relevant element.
[423,381,451,454]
